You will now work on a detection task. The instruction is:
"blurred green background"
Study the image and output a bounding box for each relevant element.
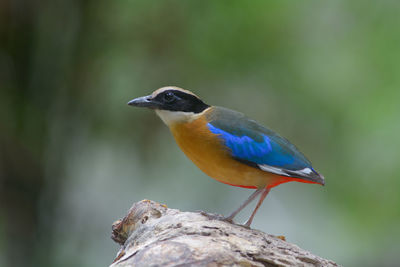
[1,0,400,266]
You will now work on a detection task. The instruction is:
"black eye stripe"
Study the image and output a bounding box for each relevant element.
[155,89,209,113]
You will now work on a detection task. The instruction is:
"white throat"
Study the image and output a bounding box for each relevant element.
[155,109,203,125]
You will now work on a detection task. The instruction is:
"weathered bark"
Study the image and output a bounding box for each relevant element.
[110,200,339,267]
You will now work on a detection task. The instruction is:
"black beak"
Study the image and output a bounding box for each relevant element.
[127,95,159,108]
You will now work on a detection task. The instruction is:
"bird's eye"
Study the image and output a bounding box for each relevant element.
[163,92,175,103]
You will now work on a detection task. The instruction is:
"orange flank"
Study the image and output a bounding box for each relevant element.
[169,108,314,189]
[219,180,257,189]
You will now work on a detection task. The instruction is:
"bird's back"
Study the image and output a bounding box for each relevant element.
[207,107,311,168]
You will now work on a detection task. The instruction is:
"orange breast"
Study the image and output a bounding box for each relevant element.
[169,114,289,189]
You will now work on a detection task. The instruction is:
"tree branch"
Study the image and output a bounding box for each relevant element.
[110,200,338,267]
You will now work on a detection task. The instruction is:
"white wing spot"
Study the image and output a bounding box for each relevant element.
[298,167,313,174]
[259,165,288,176]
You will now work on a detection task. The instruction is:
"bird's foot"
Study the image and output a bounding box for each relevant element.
[242,224,251,229]
[222,217,252,229]
[198,211,257,229]
[222,217,234,224]
[198,211,226,221]
[198,211,254,228]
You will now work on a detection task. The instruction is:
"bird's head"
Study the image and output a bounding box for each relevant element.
[128,86,210,125]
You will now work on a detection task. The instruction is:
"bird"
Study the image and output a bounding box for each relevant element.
[128,86,325,227]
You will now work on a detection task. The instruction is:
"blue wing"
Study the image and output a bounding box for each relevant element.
[206,107,324,184]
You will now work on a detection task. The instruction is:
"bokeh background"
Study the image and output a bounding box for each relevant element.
[1,1,400,266]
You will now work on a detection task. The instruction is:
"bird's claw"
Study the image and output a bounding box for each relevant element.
[198,211,226,221]
[222,217,234,223]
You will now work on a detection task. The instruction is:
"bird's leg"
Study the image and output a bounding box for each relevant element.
[224,188,264,222]
[244,187,271,228]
